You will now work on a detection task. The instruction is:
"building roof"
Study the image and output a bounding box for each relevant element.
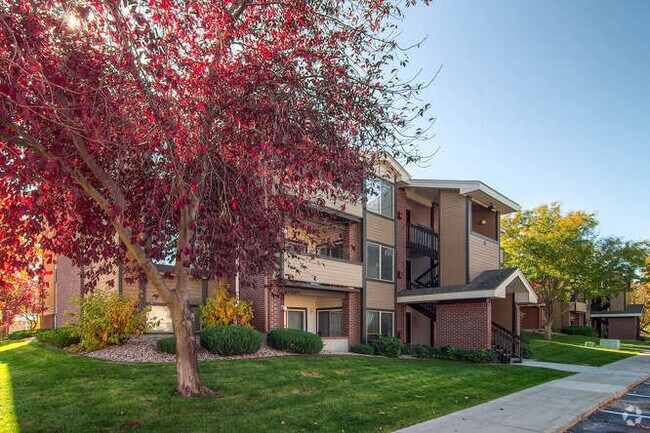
[590,304,645,318]
[401,179,520,214]
[397,268,537,304]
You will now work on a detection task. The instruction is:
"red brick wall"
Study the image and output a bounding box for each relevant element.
[239,274,267,332]
[435,299,491,350]
[54,256,82,327]
[607,317,639,340]
[267,285,284,331]
[343,292,361,345]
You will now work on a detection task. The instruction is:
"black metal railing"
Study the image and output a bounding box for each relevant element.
[491,322,522,363]
[407,224,439,258]
[409,264,440,290]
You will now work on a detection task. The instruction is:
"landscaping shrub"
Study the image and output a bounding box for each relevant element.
[350,343,375,355]
[462,348,498,364]
[410,344,498,363]
[560,325,596,336]
[433,344,460,360]
[370,336,402,357]
[521,342,533,359]
[74,291,156,351]
[36,327,80,348]
[200,283,254,328]
[8,329,38,340]
[267,328,323,354]
[156,336,176,354]
[200,325,262,355]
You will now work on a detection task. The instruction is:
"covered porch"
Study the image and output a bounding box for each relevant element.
[397,268,537,361]
[273,285,361,352]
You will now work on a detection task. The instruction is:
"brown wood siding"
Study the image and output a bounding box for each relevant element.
[468,234,500,280]
[366,213,395,246]
[366,280,395,310]
[439,191,467,286]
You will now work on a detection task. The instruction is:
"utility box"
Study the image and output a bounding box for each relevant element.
[600,339,621,350]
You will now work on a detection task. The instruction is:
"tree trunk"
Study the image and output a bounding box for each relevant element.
[169,294,210,396]
[543,299,554,340]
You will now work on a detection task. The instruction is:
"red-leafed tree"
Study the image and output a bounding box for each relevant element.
[0,0,431,395]
[1,193,48,334]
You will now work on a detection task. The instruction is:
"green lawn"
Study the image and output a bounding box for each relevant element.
[526,332,642,366]
[0,341,569,433]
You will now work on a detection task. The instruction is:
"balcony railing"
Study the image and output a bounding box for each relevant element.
[281,252,362,288]
[407,223,439,258]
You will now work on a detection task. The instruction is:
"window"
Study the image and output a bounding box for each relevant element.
[316,240,345,259]
[366,242,394,281]
[286,308,306,331]
[366,310,394,339]
[366,179,394,219]
[318,310,343,337]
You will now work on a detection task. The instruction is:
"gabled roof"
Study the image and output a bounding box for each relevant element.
[401,179,520,214]
[397,268,537,304]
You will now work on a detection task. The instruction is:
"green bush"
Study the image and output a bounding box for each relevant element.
[267,328,323,354]
[410,344,497,363]
[156,336,176,354]
[462,348,498,363]
[8,330,39,340]
[370,336,402,357]
[36,327,80,348]
[200,325,262,355]
[521,341,533,359]
[560,325,596,336]
[74,291,156,351]
[350,343,375,355]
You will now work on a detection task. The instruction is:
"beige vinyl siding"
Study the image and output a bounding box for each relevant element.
[439,190,467,286]
[366,280,395,310]
[283,253,363,288]
[468,233,500,280]
[366,213,395,246]
[610,292,626,311]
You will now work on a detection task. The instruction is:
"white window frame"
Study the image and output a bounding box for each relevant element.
[366,178,394,219]
[366,310,394,340]
[366,242,395,282]
[285,308,307,331]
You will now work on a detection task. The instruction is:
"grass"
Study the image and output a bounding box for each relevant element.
[526,332,643,366]
[0,341,569,433]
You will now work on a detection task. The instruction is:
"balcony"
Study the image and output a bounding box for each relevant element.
[282,253,362,289]
[407,223,439,258]
[572,301,587,313]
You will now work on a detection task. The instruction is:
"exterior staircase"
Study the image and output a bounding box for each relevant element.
[491,322,523,364]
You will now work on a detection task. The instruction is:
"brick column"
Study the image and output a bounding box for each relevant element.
[343,292,361,346]
[268,286,284,331]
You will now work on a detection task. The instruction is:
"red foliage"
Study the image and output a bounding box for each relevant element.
[0,0,430,393]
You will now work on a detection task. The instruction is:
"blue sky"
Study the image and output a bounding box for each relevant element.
[399,1,650,240]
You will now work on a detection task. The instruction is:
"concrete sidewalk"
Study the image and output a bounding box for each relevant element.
[396,354,650,433]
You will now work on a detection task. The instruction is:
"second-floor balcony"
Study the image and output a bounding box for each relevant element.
[407,223,439,258]
[281,252,362,289]
[571,301,587,313]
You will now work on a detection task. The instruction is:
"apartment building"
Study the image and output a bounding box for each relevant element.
[42,157,537,354]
